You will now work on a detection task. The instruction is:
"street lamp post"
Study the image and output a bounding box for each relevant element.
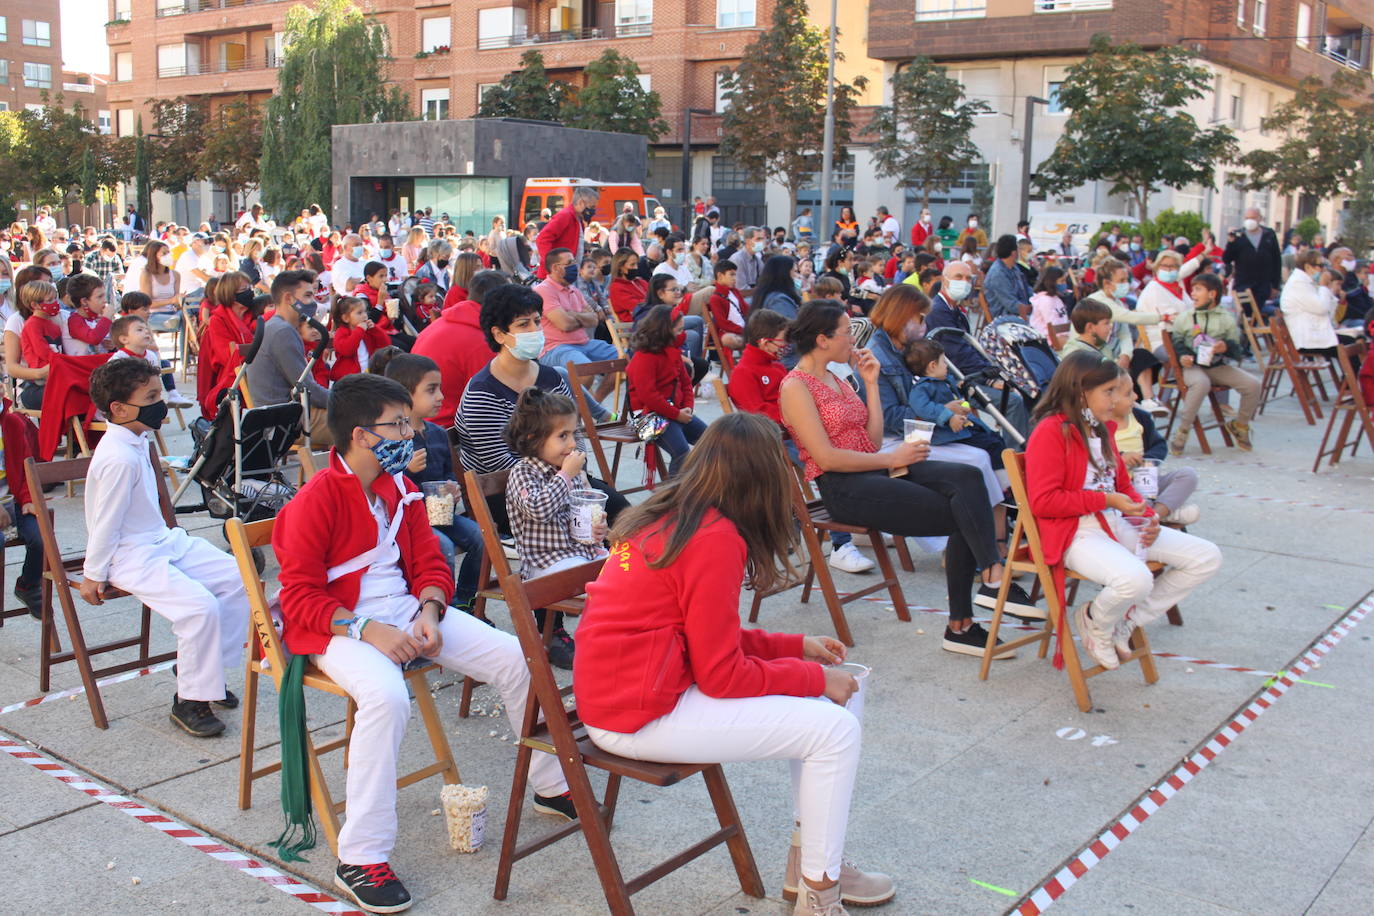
[680,107,714,230]
[819,0,838,240]
[1018,96,1049,223]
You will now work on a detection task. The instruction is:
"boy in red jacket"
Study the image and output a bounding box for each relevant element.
[271,374,570,914]
[63,273,112,356]
[706,261,749,349]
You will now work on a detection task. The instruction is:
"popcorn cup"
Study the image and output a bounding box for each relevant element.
[1131,460,1159,499]
[422,481,458,526]
[440,784,489,853]
[903,419,935,445]
[569,489,609,545]
[1122,516,1151,561]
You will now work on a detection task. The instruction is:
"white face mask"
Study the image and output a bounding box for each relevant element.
[1342,258,1357,271]
[1243,218,1260,232]
[946,278,972,302]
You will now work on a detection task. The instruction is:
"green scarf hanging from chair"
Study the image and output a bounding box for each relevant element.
[268,653,317,861]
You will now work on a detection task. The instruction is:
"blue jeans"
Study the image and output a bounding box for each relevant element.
[657,415,707,476]
[540,339,620,371]
[681,315,704,362]
[3,502,43,587]
[432,515,484,608]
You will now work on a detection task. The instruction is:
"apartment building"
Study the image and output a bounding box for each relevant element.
[853,0,1374,239]
[0,0,64,113]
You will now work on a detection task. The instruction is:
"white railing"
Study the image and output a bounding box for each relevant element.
[1033,0,1113,12]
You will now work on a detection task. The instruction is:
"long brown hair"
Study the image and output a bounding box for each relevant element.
[608,412,797,593]
[143,239,171,277]
[870,283,930,340]
[1032,349,1124,470]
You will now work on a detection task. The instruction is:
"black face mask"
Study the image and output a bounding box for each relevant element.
[234,289,256,310]
[580,207,596,221]
[563,263,579,284]
[118,399,168,430]
[294,298,319,321]
[436,258,450,270]
[600,263,612,277]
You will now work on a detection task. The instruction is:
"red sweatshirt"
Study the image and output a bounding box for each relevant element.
[627,346,692,418]
[610,277,647,323]
[707,283,748,336]
[272,450,453,656]
[726,345,784,423]
[20,316,63,369]
[441,284,469,311]
[0,399,38,508]
[573,509,823,732]
[67,308,112,347]
[196,304,255,420]
[410,300,491,427]
[350,282,397,335]
[330,322,391,380]
[1360,349,1374,406]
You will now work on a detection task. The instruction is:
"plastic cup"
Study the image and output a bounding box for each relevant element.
[1196,340,1216,366]
[385,298,400,320]
[903,419,935,445]
[1131,460,1159,499]
[835,662,871,721]
[569,489,609,545]
[1122,516,1151,561]
[422,481,457,526]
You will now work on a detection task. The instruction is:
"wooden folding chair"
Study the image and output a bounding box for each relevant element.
[0,527,56,644]
[979,451,1161,712]
[23,448,179,729]
[179,298,203,383]
[19,409,89,497]
[160,368,187,429]
[1158,333,1234,454]
[293,443,330,484]
[701,308,740,377]
[1232,288,1263,329]
[1313,341,1374,471]
[566,357,664,496]
[711,378,734,415]
[479,554,764,913]
[1269,313,1331,423]
[1047,321,1072,351]
[225,517,460,856]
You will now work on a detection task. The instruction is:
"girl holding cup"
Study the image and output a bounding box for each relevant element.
[1026,352,1221,672]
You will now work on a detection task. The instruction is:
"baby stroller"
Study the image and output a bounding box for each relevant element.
[926,325,1037,447]
[976,318,1060,403]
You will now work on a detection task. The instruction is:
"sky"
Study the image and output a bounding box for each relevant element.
[62,0,110,75]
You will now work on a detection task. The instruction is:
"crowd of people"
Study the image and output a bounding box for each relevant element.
[4,191,1371,916]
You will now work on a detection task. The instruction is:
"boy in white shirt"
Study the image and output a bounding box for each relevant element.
[81,359,249,737]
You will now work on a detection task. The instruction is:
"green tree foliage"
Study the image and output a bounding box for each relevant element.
[868,57,989,207]
[564,50,666,141]
[261,0,410,217]
[477,50,570,122]
[1294,216,1324,244]
[718,0,867,215]
[1239,71,1374,201]
[80,146,99,208]
[1340,147,1374,257]
[202,97,264,216]
[1033,34,1236,225]
[148,97,208,199]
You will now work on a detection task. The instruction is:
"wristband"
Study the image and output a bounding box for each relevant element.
[422,598,446,621]
[348,617,371,641]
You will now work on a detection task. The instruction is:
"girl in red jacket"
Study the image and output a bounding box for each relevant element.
[1026,351,1221,672]
[608,248,647,323]
[627,304,704,476]
[573,413,894,915]
[17,280,64,409]
[329,296,390,381]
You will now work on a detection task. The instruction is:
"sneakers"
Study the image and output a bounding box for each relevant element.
[169,694,226,737]
[974,581,1045,620]
[1139,398,1169,418]
[214,689,240,710]
[165,390,196,409]
[1112,612,1137,663]
[1218,403,1238,419]
[547,626,575,670]
[334,862,412,914]
[942,622,1015,659]
[1225,418,1253,451]
[793,879,849,916]
[782,831,895,907]
[1168,432,1187,457]
[532,790,578,821]
[828,542,875,574]
[1163,503,1200,527]
[1073,603,1119,671]
[14,580,42,619]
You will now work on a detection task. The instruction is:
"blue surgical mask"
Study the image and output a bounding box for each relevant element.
[1130,242,1141,252]
[946,279,972,301]
[0,279,10,295]
[1158,269,1179,283]
[49,266,65,282]
[508,329,545,360]
[351,245,366,260]
[1114,282,1130,299]
[369,433,414,476]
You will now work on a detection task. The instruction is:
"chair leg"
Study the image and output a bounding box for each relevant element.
[1131,626,1160,685]
[1165,606,1183,626]
[411,670,461,785]
[702,764,766,899]
[494,742,535,902]
[810,552,856,647]
[800,562,816,604]
[867,531,910,622]
[238,662,260,810]
[747,589,764,624]
[602,771,623,831]
[459,675,477,718]
[307,738,342,857]
[343,699,356,770]
[892,536,914,573]
[54,585,109,729]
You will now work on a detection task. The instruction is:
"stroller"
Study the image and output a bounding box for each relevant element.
[926,322,1058,448]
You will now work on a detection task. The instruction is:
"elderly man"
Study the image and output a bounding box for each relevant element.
[330,233,369,297]
[923,260,1029,443]
[983,234,1033,321]
[414,237,454,296]
[730,225,767,297]
[175,234,212,300]
[1223,207,1282,316]
[536,185,599,279]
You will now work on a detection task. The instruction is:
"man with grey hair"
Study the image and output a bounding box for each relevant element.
[331,232,369,297]
[730,225,766,298]
[536,185,600,279]
[1222,206,1281,316]
[415,237,454,295]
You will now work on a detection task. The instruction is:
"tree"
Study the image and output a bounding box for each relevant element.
[135,116,152,228]
[201,96,263,216]
[971,171,995,230]
[867,57,990,207]
[563,49,666,141]
[1239,71,1374,203]
[718,0,867,217]
[1341,146,1374,256]
[476,50,570,122]
[260,0,410,217]
[148,97,208,210]
[1033,34,1236,225]
[11,95,97,213]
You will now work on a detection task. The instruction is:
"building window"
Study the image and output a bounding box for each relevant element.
[0,60,7,86]
[914,0,986,21]
[421,87,450,120]
[1230,93,1243,127]
[0,17,7,42]
[0,102,8,112]
[711,156,759,191]
[476,7,528,49]
[1032,0,1112,10]
[714,71,732,113]
[22,19,51,47]
[957,68,1000,116]
[1235,0,1245,28]
[158,43,201,78]
[636,74,651,92]
[115,108,134,137]
[113,1,132,19]
[115,52,133,81]
[22,62,52,89]
[477,82,499,105]
[265,32,284,68]
[615,0,653,36]
[1047,81,1066,114]
[717,0,756,29]
[1252,0,1266,35]
[1259,91,1272,136]
[1296,3,1311,48]
[98,110,112,135]
[421,16,451,52]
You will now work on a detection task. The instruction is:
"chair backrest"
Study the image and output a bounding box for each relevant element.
[1002,449,1052,570]
[224,517,290,685]
[701,306,736,372]
[606,320,634,358]
[296,444,330,481]
[461,468,519,582]
[1158,329,1185,385]
[26,444,176,528]
[1048,322,1072,351]
[686,285,712,321]
[566,356,631,425]
[1335,341,1371,413]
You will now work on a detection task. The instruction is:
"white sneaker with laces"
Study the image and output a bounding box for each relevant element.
[166,390,196,409]
[827,542,874,574]
[1168,503,1201,526]
[1140,398,1169,417]
[1074,602,1119,671]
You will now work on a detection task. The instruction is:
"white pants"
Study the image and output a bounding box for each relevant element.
[108,528,248,703]
[586,686,860,883]
[928,442,1003,507]
[1063,514,1222,629]
[314,607,568,865]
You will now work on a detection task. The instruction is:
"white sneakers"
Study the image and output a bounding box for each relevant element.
[1139,398,1169,417]
[166,390,196,409]
[828,542,875,574]
[1074,602,1120,671]
[1165,503,1201,527]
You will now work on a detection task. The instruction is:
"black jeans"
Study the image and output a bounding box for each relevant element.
[816,460,998,620]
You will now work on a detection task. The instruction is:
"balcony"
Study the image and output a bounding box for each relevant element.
[1033,0,1112,11]
[476,22,651,51]
[157,54,281,78]
[156,0,284,18]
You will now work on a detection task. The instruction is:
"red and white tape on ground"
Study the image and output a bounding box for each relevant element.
[0,661,175,717]
[0,738,362,915]
[1011,593,1373,916]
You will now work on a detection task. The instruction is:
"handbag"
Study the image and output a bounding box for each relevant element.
[629,411,668,441]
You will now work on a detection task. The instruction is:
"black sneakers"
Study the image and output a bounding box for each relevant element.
[547,627,575,670]
[532,790,578,821]
[942,622,1016,660]
[14,581,42,620]
[974,582,1046,620]
[213,689,239,710]
[169,694,226,738]
[335,862,413,914]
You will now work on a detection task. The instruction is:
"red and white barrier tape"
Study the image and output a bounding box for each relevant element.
[0,661,175,717]
[0,738,363,915]
[1011,593,1373,916]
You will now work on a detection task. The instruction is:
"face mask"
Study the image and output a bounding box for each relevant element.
[561,263,578,284]
[117,399,169,430]
[580,207,596,221]
[49,266,65,282]
[0,279,10,295]
[1342,258,1357,271]
[507,329,544,360]
[368,432,414,476]
[968,220,978,229]
[1130,242,1141,252]
[380,248,393,258]
[946,279,972,302]
[600,263,612,277]
[675,251,687,266]
[159,254,174,266]
[351,245,365,260]
[752,241,764,254]
[1157,269,1179,283]
[1114,282,1131,299]
[215,245,226,254]
[294,298,319,321]
[35,300,62,317]
[436,258,450,270]
[1243,218,1259,232]
[235,288,257,310]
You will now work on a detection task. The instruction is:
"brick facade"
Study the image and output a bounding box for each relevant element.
[0,0,64,112]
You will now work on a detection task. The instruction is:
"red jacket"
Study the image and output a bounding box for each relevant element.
[330,323,390,380]
[610,277,646,323]
[411,300,492,427]
[627,346,692,417]
[534,206,583,279]
[305,338,330,388]
[350,282,397,335]
[441,284,469,311]
[20,316,63,369]
[67,309,112,347]
[726,345,784,424]
[196,304,255,419]
[911,221,932,247]
[1360,349,1374,406]
[0,400,38,507]
[573,509,823,732]
[273,450,453,656]
[707,284,748,336]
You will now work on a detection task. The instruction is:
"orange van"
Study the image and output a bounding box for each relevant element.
[519,178,666,231]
